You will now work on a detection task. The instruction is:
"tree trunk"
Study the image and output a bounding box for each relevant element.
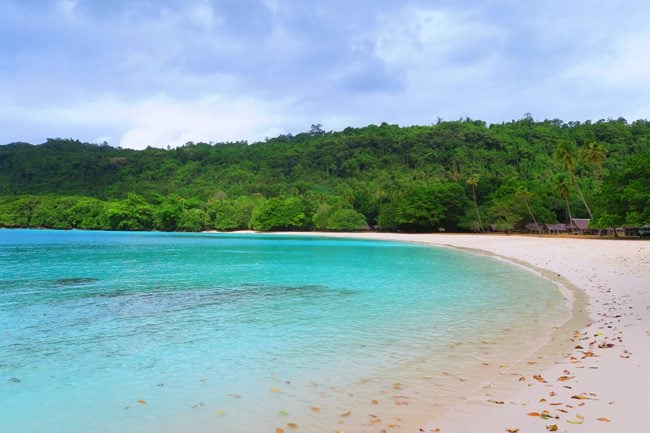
[571,172,593,218]
[565,196,573,225]
[524,199,541,234]
[472,185,483,232]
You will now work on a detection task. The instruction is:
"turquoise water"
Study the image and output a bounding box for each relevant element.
[0,230,569,433]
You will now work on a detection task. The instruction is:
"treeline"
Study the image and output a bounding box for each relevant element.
[0,118,648,232]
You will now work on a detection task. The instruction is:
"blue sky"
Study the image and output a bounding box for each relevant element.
[1,0,649,149]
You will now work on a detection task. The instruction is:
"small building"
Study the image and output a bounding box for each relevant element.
[525,223,543,233]
[567,218,591,234]
[544,223,567,234]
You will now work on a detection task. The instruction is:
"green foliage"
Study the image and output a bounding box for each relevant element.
[250,197,308,231]
[0,118,648,232]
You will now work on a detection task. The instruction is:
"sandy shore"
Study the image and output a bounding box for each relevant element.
[279,233,650,433]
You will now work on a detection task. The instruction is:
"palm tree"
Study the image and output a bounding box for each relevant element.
[466,174,483,232]
[579,141,607,180]
[556,174,573,224]
[554,140,593,218]
[515,188,541,233]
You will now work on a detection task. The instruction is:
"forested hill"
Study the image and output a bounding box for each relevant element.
[1,118,648,232]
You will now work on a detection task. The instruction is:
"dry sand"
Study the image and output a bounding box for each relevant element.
[282,233,650,433]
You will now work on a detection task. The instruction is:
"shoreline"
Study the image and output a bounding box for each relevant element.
[277,232,649,433]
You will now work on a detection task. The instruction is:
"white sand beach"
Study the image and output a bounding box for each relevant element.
[284,233,650,433]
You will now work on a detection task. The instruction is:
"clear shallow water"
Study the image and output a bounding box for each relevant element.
[0,230,569,433]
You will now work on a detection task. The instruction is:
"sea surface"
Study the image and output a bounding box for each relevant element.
[0,230,570,433]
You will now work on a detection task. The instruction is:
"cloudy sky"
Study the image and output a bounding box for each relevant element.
[1,0,649,148]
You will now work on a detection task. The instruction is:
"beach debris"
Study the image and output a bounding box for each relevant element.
[533,374,547,383]
[571,394,593,400]
[8,377,20,383]
[271,388,281,393]
[518,376,526,382]
[310,406,320,413]
[598,342,614,348]
[137,400,146,404]
[278,411,289,416]
[371,399,379,405]
[488,399,504,404]
[546,425,558,431]
[527,410,555,420]
[557,375,574,381]
[506,429,519,433]
[567,414,584,424]
[286,422,298,429]
[227,393,242,398]
[597,417,611,422]
[276,428,285,433]
[340,411,351,417]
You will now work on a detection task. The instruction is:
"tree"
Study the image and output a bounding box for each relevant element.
[515,188,541,233]
[579,141,607,180]
[556,175,573,224]
[466,174,483,232]
[554,140,593,218]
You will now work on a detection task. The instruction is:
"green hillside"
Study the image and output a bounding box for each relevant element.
[1,118,648,232]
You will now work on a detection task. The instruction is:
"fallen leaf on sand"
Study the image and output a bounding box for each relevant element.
[310,407,320,413]
[276,428,285,433]
[533,374,547,382]
[571,394,592,400]
[597,417,611,422]
[271,388,281,393]
[506,429,519,433]
[527,412,541,417]
[546,425,558,431]
[137,400,146,404]
[287,423,298,429]
[340,411,351,417]
[488,399,504,404]
[371,399,379,405]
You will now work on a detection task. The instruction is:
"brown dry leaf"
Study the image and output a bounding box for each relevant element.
[546,425,558,431]
[597,417,611,422]
[340,411,351,417]
[506,429,519,433]
[488,399,504,404]
[271,388,281,393]
[137,400,146,405]
[371,399,379,405]
[518,376,526,382]
[287,423,298,429]
[539,398,547,403]
[571,394,592,400]
[533,374,547,382]
[558,376,574,382]
[527,412,541,417]
[310,407,320,413]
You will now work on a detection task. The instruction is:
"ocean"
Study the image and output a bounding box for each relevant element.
[0,230,569,433]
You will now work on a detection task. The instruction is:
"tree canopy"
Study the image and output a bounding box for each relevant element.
[0,117,648,232]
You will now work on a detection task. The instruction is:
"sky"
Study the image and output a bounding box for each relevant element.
[1,0,649,149]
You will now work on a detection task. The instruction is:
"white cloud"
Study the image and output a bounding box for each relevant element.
[119,95,286,148]
[375,7,506,72]
[564,31,650,86]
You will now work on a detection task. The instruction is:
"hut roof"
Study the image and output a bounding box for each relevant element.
[570,218,590,230]
[545,223,567,231]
